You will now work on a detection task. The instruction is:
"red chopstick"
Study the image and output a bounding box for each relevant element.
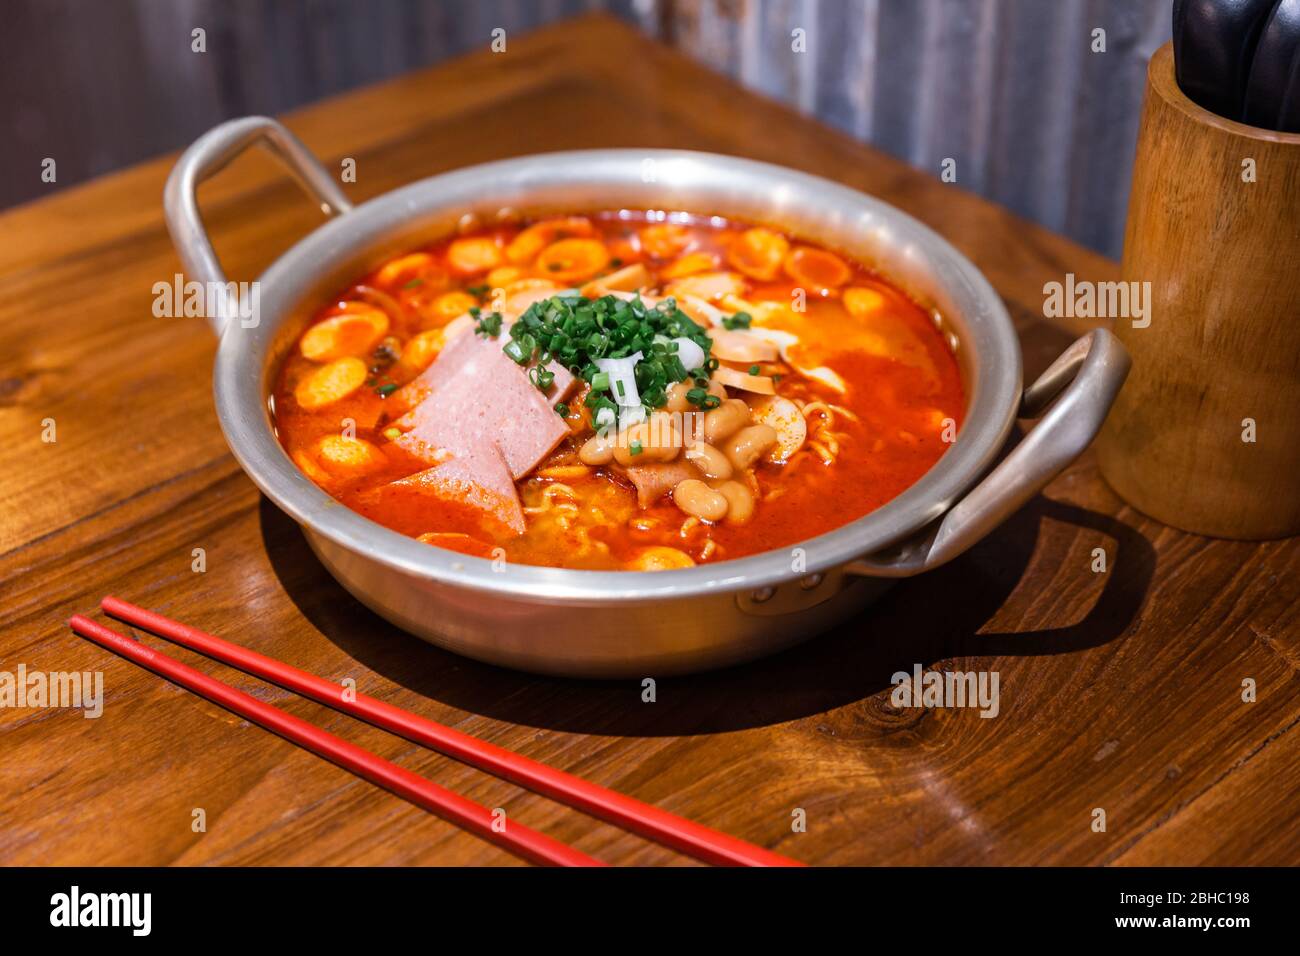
[101,595,802,867]
[69,614,601,867]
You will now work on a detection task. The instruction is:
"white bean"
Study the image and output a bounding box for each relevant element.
[672,479,728,522]
[714,480,755,524]
[703,398,751,445]
[684,442,733,480]
[722,424,779,471]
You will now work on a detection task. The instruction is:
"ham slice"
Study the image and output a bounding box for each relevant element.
[389,325,479,415]
[392,327,576,415]
[394,333,568,479]
[347,443,524,539]
[542,362,577,408]
[619,460,697,508]
[379,330,580,539]
[390,444,524,534]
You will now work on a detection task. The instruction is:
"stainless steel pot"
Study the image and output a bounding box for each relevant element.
[165,117,1130,678]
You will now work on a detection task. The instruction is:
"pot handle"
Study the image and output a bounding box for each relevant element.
[163,116,352,336]
[845,327,1131,578]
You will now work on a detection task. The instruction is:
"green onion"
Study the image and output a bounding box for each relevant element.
[686,386,721,410]
[375,383,398,397]
[555,402,570,418]
[466,283,489,297]
[528,365,555,393]
[722,311,752,330]
[586,392,617,416]
[401,278,424,290]
[499,293,714,414]
[641,386,667,408]
[474,310,503,338]
[749,365,761,375]
[629,440,643,457]
[502,338,529,364]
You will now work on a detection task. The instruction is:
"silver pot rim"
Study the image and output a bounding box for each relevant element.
[205,146,1023,603]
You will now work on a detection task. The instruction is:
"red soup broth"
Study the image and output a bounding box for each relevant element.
[272,211,965,570]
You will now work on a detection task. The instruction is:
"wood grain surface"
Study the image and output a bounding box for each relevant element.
[1,13,1296,867]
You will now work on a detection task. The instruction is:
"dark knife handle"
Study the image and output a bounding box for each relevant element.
[1173,0,1279,121]
[1243,0,1300,131]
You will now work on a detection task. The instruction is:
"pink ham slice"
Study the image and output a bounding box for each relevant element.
[393,332,569,479]
[389,443,524,534]
[542,362,578,408]
[389,326,479,416]
[392,327,577,415]
[619,461,697,508]
[379,330,583,539]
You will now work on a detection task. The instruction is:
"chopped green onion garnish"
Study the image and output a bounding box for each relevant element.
[555,402,570,418]
[529,365,555,393]
[686,387,721,410]
[629,440,643,457]
[401,278,424,289]
[474,310,503,338]
[502,338,529,364]
[466,283,489,297]
[498,293,714,414]
[749,365,761,375]
[375,383,398,397]
[722,311,752,330]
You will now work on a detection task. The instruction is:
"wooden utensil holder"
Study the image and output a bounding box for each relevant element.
[1096,43,1300,539]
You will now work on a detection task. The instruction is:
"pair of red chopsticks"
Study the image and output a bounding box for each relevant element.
[69,597,801,867]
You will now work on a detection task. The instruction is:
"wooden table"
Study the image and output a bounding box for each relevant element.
[2,14,1296,867]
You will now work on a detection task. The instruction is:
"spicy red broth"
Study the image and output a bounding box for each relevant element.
[272,211,964,570]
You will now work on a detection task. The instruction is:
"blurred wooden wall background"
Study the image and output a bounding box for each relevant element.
[0,0,1170,256]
